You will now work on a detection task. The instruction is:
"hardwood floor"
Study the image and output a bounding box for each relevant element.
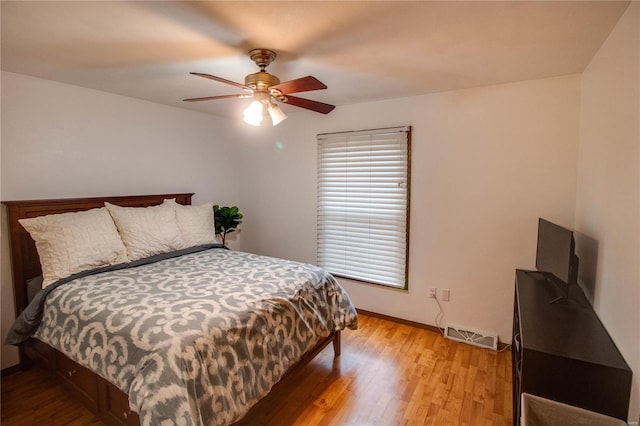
[1,314,512,425]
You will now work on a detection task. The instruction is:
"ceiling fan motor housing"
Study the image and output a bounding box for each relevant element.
[244,71,280,91]
[245,49,280,90]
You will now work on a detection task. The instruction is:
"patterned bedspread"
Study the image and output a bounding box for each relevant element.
[19,247,358,425]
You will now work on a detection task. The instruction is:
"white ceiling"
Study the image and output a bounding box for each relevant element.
[1,1,630,118]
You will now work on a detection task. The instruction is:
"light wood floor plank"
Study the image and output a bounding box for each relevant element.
[1,314,512,425]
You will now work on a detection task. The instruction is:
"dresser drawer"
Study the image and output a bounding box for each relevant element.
[55,351,99,411]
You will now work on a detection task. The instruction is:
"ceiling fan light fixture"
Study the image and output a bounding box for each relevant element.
[268,102,287,126]
[243,100,263,126]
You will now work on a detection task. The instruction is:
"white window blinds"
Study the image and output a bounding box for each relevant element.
[317,126,411,289]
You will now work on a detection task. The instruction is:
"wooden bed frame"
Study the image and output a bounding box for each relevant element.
[3,193,340,426]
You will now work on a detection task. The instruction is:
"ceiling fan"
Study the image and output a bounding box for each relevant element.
[183,49,335,126]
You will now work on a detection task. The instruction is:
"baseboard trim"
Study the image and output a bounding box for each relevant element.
[356,309,511,352]
[1,364,22,377]
[356,309,443,334]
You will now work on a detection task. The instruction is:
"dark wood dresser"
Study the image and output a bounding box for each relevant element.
[512,269,632,425]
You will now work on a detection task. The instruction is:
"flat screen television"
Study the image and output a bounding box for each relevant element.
[535,218,579,303]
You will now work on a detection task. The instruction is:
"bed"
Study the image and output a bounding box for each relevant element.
[4,193,358,426]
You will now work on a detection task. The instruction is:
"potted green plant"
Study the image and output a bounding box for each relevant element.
[213,205,243,246]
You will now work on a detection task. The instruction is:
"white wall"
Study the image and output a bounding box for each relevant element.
[237,74,581,344]
[574,2,639,422]
[1,72,240,203]
[1,71,240,369]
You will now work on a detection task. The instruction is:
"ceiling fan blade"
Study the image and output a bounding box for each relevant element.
[283,95,335,114]
[190,72,250,90]
[271,76,327,94]
[183,94,250,102]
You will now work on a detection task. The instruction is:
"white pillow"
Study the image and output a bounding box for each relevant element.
[105,201,184,261]
[19,207,128,287]
[167,199,218,247]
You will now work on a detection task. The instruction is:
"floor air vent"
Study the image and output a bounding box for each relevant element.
[444,323,498,350]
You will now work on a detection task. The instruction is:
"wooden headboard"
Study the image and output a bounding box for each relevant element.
[3,193,193,318]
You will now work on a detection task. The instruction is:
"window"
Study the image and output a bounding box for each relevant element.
[317,126,411,289]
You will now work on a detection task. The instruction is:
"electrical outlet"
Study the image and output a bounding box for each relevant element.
[442,289,450,302]
[429,287,437,298]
